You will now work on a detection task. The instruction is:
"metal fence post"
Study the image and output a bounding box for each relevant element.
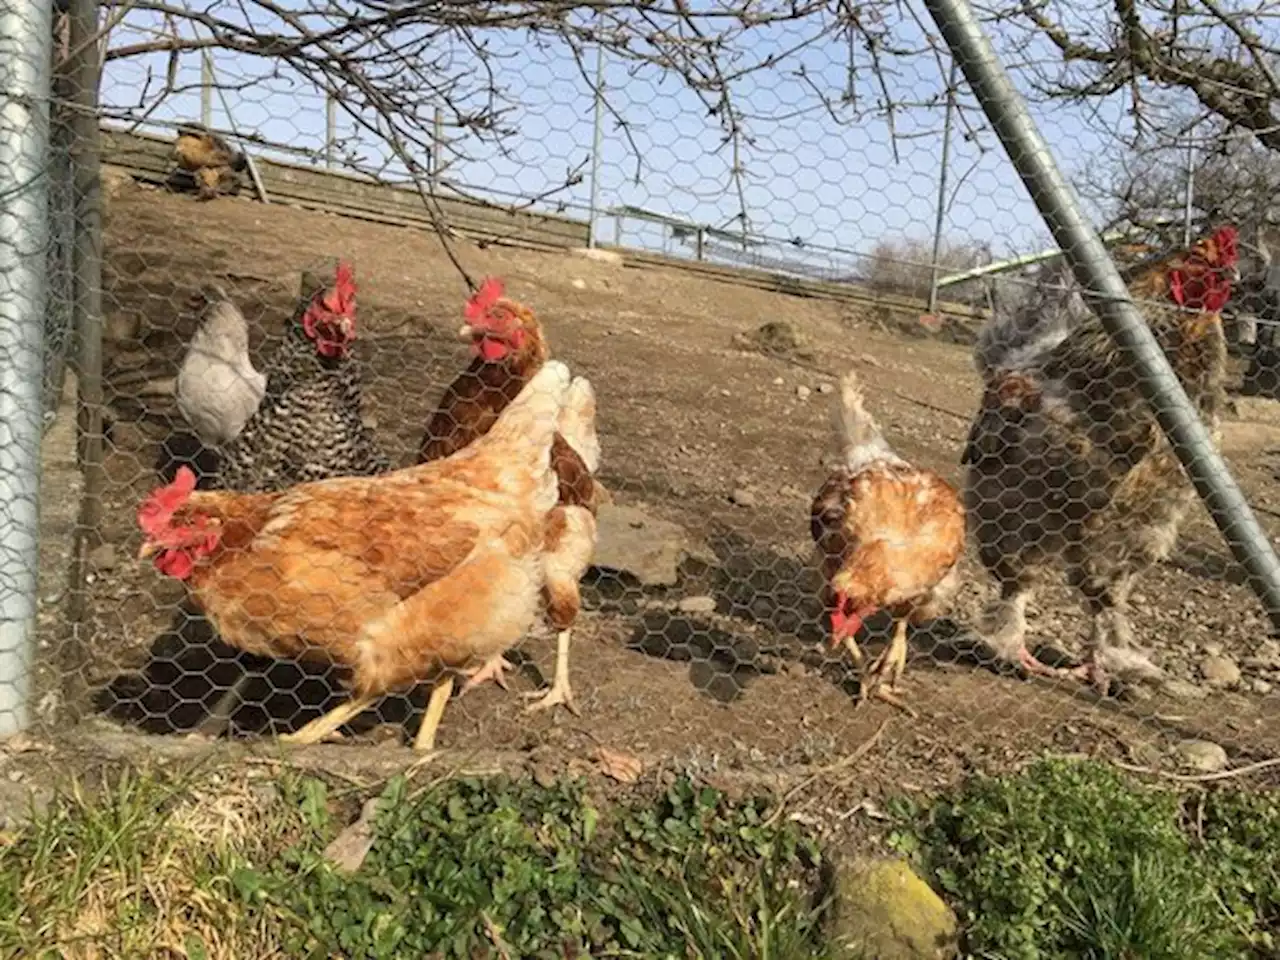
[923,0,1280,631]
[0,0,54,735]
[927,58,959,317]
[63,0,103,701]
[587,41,606,248]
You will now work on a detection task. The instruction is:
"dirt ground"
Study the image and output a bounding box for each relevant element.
[17,173,1280,830]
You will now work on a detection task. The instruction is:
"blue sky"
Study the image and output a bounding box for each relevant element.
[98,4,1147,278]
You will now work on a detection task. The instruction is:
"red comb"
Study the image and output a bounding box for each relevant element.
[1212,226,1239,267]
[465,277,504,323]
[320,260,356,315]
[138,466,196,537]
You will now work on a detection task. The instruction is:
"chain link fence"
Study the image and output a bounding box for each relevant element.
[6,0,1280,809]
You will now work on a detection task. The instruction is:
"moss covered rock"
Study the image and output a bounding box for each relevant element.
[831,857,957,960]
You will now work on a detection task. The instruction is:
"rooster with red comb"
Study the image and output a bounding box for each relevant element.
[964,225,1238,693]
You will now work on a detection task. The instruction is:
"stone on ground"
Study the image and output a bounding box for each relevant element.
[831,857,958,960]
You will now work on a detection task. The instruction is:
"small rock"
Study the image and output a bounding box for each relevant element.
[1253,678,1273,695]
[591,503,706,587]
[1202,642,1224,657]
[831,858,957,959]
[1161,678,1209,700]
[796,385,811,400]
[87,543,118,572]
[773,377,785,386]
[730,488,757,508]
[1201,655,1241,688]
[817,382,834,394]
[571,246,624,265]
[1252,638,1280,666]
[1176,739,1229,773]
[571,278,587,290]
[677,595,717,614]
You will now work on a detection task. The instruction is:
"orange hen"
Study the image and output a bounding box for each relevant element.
[810,369,965,712]
[136,360,573,751]
[418,278,607,714]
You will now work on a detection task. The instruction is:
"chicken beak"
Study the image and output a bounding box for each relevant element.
[137,541,159,560]
[456,323,476,343]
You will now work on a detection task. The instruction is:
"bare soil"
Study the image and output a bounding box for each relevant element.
[18,174,1280,834]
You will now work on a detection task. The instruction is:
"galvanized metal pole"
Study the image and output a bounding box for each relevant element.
[587,41,606,248]
[927,59,959,316]
[0,0,53,735]
[64,0,105,698]
[200,50,213,129]
[325,93,336,169]
[923,0,1280,629]
[1183,133,1195,248]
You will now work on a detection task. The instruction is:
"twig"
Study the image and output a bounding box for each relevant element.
[763,717,890,828]
[1113,755,1280,783]
[481,912,514,960]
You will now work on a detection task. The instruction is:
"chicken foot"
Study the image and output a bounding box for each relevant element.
[460,654,514,695]
[413,676,455,752]
[860,620,918,718]
[280,694,378,746]
[523,630,578,715]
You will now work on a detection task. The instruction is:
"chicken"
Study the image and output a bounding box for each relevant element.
[417,278,607,714]
[217,260,390,493]
[810,369,966,713]
[136,360,573,751]
[189,261,392,736]
[175,287,266,449]
[173,124,247,201]
[964,225,1238,692]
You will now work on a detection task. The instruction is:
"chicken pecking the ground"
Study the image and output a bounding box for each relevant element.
[417,278,607,714]
[136,360,574,752]
[964,225,1238,693]
[175,287,266,451]
[173,124,247,201]
[810,369,966,714]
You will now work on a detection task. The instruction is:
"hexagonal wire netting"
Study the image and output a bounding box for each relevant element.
[12,0,1280,780]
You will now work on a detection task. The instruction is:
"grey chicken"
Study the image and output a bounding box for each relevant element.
[176,288,266,449]
[963,226,1239,693]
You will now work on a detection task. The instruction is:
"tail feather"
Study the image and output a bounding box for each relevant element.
[974,260,1087,379]
[832,369,896,471]
[556,376,601,475]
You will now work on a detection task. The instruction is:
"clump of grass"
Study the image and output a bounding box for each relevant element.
[895,757,1280,960]
[242,773,829,959]
[0,766,296,959]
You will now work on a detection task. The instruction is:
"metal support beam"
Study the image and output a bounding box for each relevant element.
[923,0,1280,629]
[0,0,54,734]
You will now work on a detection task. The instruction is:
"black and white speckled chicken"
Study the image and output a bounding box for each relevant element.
[964,226,1238,693]
[213,259,390,493]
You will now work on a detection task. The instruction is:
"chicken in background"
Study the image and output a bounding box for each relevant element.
[964,225,1238,692]
[810,370,966,713]
[175,287,266,451]
[136,360,573,752]
[173,124,247,201]
[417,278,607,714]
[217,260,391,493]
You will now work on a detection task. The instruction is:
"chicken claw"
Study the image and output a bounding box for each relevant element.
[523,630,579,715]
[862,620,909,695]
[460,655,514,695]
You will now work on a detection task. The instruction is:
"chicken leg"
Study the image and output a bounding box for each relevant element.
[859,620,918,718]
[280,694,378,746]
[524,630,578,714]
[413,676,455,752]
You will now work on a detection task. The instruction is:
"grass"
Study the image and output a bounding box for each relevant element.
[0,765,830,959]
[892,757,1280,960]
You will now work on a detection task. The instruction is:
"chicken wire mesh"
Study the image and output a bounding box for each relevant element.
[11,0,1280,781]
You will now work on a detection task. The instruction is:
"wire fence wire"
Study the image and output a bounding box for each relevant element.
[9,0,1280,783]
